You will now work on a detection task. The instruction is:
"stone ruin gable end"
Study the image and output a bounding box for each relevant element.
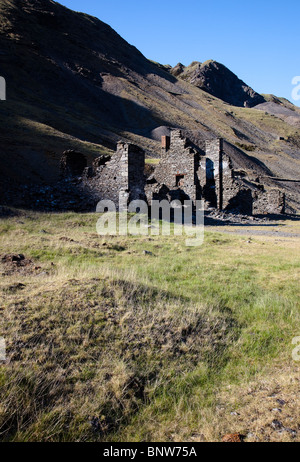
[152,130,202,204]
[83,142,146,208]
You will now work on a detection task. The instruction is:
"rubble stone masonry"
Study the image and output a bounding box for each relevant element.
[64,129,285,215]
[82,142,145,209]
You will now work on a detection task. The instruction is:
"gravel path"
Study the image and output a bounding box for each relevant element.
[206,227,300,238]
[203,210,300,238]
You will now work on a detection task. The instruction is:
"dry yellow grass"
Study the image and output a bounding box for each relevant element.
[0,211,299,442]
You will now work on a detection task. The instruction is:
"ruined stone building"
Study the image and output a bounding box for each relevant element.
[81,142,146,206]
[144,130,285,215]
[61,129,285,215]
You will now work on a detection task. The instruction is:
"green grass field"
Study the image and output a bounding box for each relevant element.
[0,211,299,442]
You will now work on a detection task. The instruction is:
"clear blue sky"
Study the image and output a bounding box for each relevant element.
[59,0,300,105]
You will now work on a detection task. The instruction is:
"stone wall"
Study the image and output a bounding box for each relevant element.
[146,130,200,204]
[145,131,285,215]
[221,145,285,215]
[60,131,286,216]
[253,188,285,215]
[83,142,145,208]
[204,139,223,209]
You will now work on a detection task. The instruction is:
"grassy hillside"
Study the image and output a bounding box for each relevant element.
[0,0,299,211]
[0,211,299,442]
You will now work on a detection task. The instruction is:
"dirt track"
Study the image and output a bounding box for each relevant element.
[204,211,300,238]
[206,227,300,238]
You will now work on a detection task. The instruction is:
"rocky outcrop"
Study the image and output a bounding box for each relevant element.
[0,0,298,212]
[171,60,265,108]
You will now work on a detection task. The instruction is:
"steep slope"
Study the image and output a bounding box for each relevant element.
[0,0,299,211]
[255,95,300,127]
[171,60,266,108]
[0,0,173,183]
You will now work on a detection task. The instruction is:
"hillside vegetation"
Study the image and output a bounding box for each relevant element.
[0,210,299,442]
[0,0,299,211]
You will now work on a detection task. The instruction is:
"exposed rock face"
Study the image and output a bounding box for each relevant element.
[171,60,265,108]
[0,0,297,212]
[171,63,185,77]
